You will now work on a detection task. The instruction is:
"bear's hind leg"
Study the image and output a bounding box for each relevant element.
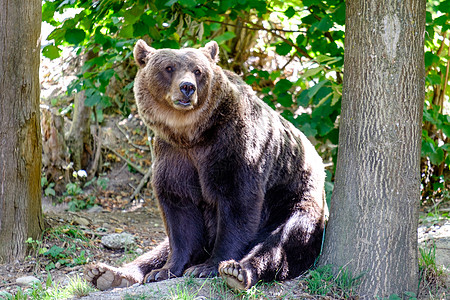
[219,210,324,291]
[85,238,170,290]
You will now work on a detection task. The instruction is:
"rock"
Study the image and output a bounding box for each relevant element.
[87,205,104,213]
[73,216,90,226]
[101,233,135,250]
[136,248,143,255]
[434,237,450,268]
[16,276,40,287]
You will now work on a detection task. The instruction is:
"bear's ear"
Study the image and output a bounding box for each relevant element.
[202,41,219,63]
[134,39,155,68]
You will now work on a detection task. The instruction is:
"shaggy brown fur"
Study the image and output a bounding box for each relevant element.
[85,40,327,291]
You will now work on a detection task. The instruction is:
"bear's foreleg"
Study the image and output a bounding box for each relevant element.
[184,158,265,278]
[145,196,208,282]
[85,238,169,290]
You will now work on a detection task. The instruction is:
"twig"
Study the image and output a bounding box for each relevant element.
[116,123,150,151]
[101,144,146,175]
[129,166,152,202]
[129,128,156,202]
[205,19,312,59]
[90,124,102,177]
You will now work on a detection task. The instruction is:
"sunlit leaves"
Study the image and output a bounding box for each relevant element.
[42,45,61,59]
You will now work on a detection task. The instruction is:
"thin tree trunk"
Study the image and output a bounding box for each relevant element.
[319,1,425,298]
[0,0,44,263]
[66,50,97,172]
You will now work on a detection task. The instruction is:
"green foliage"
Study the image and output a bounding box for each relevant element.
[41,176,56,197]
[0,274,96,300]
[304,265,362,298]
[26,225,93,272]
[422,1,450,203]
[61,171,108,211]
[419,245,446,288]
[42,0,449,202]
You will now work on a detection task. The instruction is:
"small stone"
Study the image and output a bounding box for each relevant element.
[73,216,90,226]
[101,233,135,250]
[87,205,104,213]
[16,276,40,287]
[136,248,143,255]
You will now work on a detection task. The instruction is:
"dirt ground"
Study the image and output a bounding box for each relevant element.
[0,203,166,291]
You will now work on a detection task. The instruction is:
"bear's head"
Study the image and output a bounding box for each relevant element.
[133,40,219,114]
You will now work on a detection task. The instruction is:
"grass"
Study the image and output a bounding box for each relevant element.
[301,264,363,299]
[418,244,448,299]
[0,274,96,300]
[122,276,285,300]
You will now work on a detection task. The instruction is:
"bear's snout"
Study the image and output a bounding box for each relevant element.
[179,82,196,98]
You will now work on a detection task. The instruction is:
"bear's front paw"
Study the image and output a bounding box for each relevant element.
[144,268,177,283]
[184,263,218,278]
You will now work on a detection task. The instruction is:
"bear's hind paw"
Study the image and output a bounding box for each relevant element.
[219,260,253,291]
[84,263,138,291]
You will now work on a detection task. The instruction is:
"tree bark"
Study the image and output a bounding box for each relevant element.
[0,0,44,263]
[319,1,425,298]
[66,50,96,172]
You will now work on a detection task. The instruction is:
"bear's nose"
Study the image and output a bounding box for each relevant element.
[179,82,196,98]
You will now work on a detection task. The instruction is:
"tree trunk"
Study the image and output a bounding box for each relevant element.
[66,51,96,172]
[0,0,44,263]
[319,1,425,298]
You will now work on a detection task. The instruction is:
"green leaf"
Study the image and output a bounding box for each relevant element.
[179,0,197,8]
[44,245,64,258]
[85,90,102,107]
[119,24,134,38]
[425,52,439,68]
[99,69,115,86]
[123,81,134,92]
[317,118,334,136]
[297,90,310,107]
[285,6,296,19]
[133,21,148,37]
[300,123,317,137]
[307,80,328,99]
[64,28,86,45]
[141,14,156,27]
[165,0,178,6]
[277,93,293,107]
[275,42,292,56]
[334,3,346,25]
[429,148,445,165]
[437,0,450,12]
[317,16,333,32]
[274,79,293,94]
[426,74,441,85]
[42,45,61,60]
[302,67,322,78]
[213,31,236,44]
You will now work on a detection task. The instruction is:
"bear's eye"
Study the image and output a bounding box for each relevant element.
[166,66,174,73]
[194,69,201,76]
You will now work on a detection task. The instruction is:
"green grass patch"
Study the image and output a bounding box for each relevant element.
[0,274,96,300]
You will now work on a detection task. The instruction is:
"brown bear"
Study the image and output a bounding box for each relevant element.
[85,40,327,291]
